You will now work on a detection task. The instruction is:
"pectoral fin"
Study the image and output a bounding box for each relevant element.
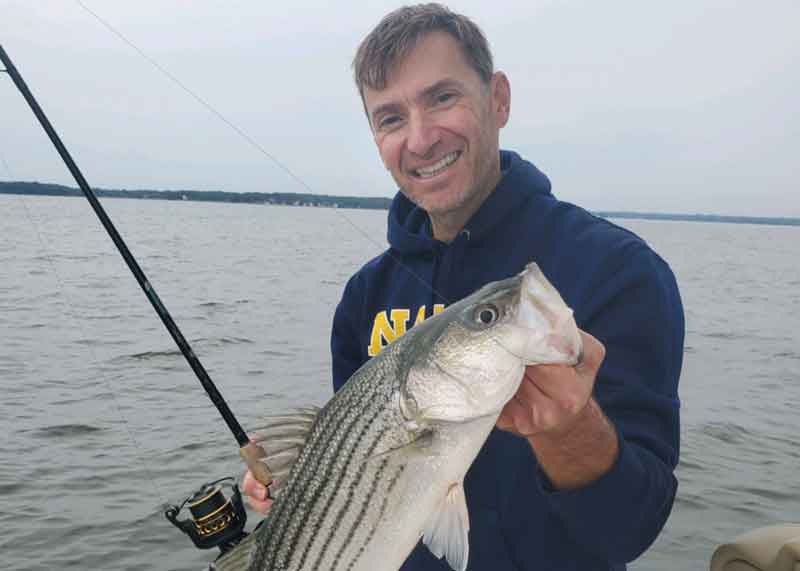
[364,428,433,464]
[422,482,470,571]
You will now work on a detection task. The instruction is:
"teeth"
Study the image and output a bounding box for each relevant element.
[415,152,459,178]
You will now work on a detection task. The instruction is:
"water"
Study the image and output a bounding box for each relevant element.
[1,195,798,570]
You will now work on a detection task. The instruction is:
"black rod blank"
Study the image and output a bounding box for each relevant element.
[0,44,250,448]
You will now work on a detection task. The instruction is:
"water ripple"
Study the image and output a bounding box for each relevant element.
[27,424,105,439]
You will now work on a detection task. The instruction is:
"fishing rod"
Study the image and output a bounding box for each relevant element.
[0,45,270,552]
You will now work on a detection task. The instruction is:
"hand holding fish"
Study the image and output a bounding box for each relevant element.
[497,330,602,437]
[497,330,620,490]
[242,468,273,514]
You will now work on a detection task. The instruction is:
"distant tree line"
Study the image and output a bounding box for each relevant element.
[590,211,800,227]
[0,181,392,210]
[1,181,798,226]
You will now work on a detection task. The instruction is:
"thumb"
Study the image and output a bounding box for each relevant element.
[576,330,605,374]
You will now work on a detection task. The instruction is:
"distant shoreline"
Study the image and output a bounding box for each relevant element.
[2,181,798,227]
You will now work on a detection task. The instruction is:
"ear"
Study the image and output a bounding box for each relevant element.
[490,71,511,128]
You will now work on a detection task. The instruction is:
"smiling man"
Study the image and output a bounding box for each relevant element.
[245,4,684,570]
[363,29,508,242]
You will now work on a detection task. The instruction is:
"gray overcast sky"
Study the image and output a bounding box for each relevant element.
[1,1,798,216]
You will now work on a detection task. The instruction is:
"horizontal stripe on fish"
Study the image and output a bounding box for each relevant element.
[302,415,392,569]
[265,392,388,566]
[264,356,402,569]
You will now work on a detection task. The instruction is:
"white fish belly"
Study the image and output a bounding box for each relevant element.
[347,416,497,571]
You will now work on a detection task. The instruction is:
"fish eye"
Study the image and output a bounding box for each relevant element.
[474,304,499,326]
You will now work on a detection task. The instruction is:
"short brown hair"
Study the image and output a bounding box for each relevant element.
[353,3,494,97]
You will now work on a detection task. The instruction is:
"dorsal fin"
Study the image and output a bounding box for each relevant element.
[250,406,320,496]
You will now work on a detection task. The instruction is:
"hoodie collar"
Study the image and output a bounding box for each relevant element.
[386,150,552,255]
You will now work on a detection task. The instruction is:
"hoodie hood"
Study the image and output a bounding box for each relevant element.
[386,150,552,255]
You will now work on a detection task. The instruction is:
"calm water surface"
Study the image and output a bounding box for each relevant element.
[1,195,798,570]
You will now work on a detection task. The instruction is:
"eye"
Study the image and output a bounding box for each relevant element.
[377,115,402,131]
[435,91,455,105]
[474,304,500,326]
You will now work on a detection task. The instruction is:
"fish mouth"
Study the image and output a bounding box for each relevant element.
[410,151,462,179]
[489,264,582,366]
[515,263,583,365]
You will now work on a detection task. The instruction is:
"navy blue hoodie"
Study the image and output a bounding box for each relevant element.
[330,151,684,570]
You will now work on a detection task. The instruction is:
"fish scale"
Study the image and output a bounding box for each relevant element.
[262,352,405,570]
[294,408,390,568]
[302,362,409,569]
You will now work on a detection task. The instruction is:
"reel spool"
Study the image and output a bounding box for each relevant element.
[165,477,248,553]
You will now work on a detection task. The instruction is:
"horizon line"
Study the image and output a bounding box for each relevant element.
[1,180,798,226]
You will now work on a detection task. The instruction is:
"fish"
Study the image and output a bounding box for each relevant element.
[213,262,582,571]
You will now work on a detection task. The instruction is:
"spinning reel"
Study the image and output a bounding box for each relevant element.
[165,477,248,554]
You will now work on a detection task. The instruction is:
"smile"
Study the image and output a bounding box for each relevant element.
[412,151,461,179]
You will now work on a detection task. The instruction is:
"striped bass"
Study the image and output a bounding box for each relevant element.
[213,262,582,571]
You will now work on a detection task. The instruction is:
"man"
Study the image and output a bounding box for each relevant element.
[245,4,684,570]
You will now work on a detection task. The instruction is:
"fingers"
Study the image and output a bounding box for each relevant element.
[249,495,273,514]
[512,368,582,434]
[521,364,574,398]
[497,398,532,436]
[242,469,274,514]
[496,330,606,438]
[576,330,605,375]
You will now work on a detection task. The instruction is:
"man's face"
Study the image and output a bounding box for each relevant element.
[363,32,510,230]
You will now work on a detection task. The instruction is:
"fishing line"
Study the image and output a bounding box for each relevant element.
[1,7,466,557]
[0,145,169,507]
[0,150,11,177]
[72,0,450,305]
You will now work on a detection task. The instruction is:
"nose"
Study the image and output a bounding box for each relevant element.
[406,111,439,158]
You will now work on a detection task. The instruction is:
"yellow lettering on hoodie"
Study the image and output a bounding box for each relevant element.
[368,309,409,356]
[367,305,446,356]
[390,309,410,337]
